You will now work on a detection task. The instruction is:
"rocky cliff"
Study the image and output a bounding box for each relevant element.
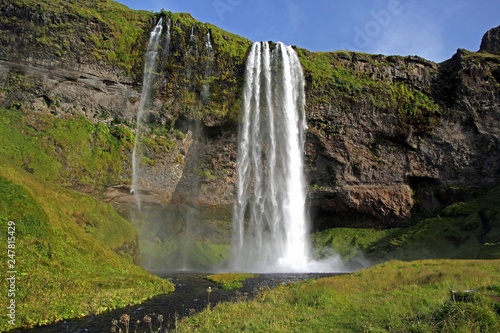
[1,0,500,230]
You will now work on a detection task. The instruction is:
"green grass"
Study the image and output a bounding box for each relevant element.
[312,227,396,263]
[140,237,230,271]
[0,108,134,189]
[0,107,177,331]
[313,184,500,265]
[206,273,256,290]
[0,159,174,331]
[176,260,500,332]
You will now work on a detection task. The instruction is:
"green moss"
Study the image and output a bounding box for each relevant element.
[462,49,500,63]
[195,168,217,180]
[297,49,440,134]
[0,108,133,189]
[388,83,440,132]
[206,273,256,290]
[1,0,154,75]
[313,185,500,263]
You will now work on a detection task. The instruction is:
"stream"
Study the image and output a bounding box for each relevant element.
[10,272,341,333]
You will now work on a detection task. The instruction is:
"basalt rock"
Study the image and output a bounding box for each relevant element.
[480,25,500,54]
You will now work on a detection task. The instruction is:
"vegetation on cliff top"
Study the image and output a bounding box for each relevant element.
[0,0,154,75]
[297,48,440,134]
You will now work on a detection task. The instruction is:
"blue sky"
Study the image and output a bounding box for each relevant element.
[117,0,499,63]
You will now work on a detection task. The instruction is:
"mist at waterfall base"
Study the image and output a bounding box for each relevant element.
[131,21,355,273]
[229,42,348,273]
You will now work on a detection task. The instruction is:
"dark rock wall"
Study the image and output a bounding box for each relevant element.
[1,0,500,229]
[480,25,500,54]
[305,48,500,227]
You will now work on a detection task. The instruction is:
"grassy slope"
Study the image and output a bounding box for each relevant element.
[0,161,174,330]
[0,108,135,189]
[313,184,500,265]
[177,260,499,332]
[0,107,174,330]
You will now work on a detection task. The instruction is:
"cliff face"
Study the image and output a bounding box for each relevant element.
[1,0,500,229]
[480,25,500,54]
[305,49,500,228]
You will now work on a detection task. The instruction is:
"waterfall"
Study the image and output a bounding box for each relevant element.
[190,26,195,42]
[230,41,311,272]
[201,31,214,103]
[205,31,213,51]
[131,17,163,209]
[163,18,171,59]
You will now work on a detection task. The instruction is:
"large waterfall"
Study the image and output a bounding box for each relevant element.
[231,41,312,272]
[131,18,163,209]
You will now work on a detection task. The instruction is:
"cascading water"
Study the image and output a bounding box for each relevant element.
[131,18,163,209]
[231,41,313,272]
[205,31,213,51]
[163,18,171,59]
[190,26,195,43]
[201,31,214,103]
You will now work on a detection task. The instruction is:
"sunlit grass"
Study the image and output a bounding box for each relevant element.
[176,260,500,332]
[206,273,256,290]
[0,159,173,331]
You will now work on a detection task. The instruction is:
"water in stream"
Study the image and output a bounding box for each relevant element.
[11,273,341,333]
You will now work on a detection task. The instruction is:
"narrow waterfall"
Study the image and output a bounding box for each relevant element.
[131,18,163,209]
[163,18,171,59]
[201,31,214,103]
[205,31,213,51]
[190,26,195,42]
[231,41,311,272]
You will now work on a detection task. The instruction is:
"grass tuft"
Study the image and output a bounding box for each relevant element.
[206,273,256,290]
